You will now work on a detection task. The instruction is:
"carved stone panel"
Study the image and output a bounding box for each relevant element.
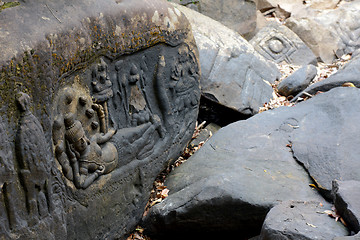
[250,22,317,65]
[0,0,200,239]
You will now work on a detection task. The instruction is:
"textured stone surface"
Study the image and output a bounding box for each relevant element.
[285,17,338,63]
[286,1,360,63]
[260,201,349,240]
[277,64,317,97]
[333,180,360,234]
[0,0,200,239]
[143,87,360,238]
[250,22,317,65]
[173,3,280,115]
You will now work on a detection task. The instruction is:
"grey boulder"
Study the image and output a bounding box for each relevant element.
[173,3,280,115]
[143,87,360,238]
[277,64,317,97]
[260,201,349,240]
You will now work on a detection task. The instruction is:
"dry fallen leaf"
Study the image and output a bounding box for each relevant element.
[306,222,317,228]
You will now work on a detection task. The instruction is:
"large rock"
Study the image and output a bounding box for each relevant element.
[250,22,317,65]
[333,180,360,234]
[260,201,349,240]
[143,87,360,238]
[173,3,280,115]
[0,0,200,239]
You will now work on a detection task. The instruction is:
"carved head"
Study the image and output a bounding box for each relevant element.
[64,114,89,153]
[92,58,109,84]
[16,92,31,112]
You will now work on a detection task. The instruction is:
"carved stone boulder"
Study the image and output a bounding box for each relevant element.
[0,0,200,239]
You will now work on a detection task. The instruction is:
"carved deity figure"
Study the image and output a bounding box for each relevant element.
[15,92,53,226]
[63,113,118,189]
[92,58,113,131]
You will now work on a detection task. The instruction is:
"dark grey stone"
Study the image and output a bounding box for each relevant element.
[260,201,349,240]
[333,180,360,234]
[278,65,317,97]
[143,87,360,238]
[173,4,280,116]
[290,89,360,199]
[0,0,200,239]
[293,56,360,102]
[250,22,317,65]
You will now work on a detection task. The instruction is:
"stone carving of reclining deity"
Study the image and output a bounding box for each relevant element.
[62,112,118,189]
[53,57,165,189]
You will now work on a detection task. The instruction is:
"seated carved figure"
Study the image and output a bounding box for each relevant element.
[64,113,118,189]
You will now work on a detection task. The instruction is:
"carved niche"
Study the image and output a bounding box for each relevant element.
[52,43,200,190]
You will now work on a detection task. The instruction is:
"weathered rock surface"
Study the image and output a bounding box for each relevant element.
[260,201,348,240]
[333,180,360,234]
[277,64,317,97]
[0,0,200,239]
[173,3,280,116]
[250,22,317,65]
[285,17,338,63]
[286,1,360,63]
[143,87,360,238]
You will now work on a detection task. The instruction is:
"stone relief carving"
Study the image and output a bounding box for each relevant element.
[258,30,297,64]
[0,118,17,234]
[335,15,360,56]
[15,92,53,226]
[52,87,118,189]
[52,44,200,190]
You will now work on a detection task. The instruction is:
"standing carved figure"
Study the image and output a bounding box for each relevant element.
[15,92,53,226]
[91,58,113,132]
